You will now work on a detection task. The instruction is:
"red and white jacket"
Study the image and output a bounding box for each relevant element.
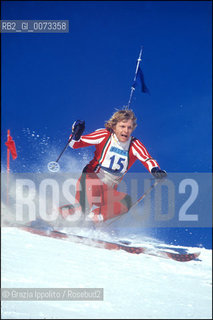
[70,129,159,187]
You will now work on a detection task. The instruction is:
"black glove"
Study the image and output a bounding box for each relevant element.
[72,120,85,140]
[151,167,167,179]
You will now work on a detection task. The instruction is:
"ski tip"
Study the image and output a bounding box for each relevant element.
[192,251,201,259]
[167,251,201,262]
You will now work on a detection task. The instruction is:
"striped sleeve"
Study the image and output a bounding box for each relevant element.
[131,139,159,172]
[69,128,109,149]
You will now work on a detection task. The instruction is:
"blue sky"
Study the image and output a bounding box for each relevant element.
[1,1,212,248]
[1,1,212,173]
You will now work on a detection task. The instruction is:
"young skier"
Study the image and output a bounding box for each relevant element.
[60,109,167,223]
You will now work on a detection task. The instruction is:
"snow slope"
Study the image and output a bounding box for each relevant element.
[1,227,212,319]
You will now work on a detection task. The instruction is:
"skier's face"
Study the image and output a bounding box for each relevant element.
[114,119,134,142]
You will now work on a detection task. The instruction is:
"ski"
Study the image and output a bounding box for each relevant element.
[19,222,201,262]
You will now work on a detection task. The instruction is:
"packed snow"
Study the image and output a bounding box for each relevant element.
[1,226,212,319]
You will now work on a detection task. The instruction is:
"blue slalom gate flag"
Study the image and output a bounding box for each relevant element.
[131,66,150,95]
[127,47,150,108]
[137,67,150,94]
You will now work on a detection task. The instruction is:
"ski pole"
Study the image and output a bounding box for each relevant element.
[130,179,162,210]
[47,136,73,172]
[105,179,163,226]
[126,46,143,109]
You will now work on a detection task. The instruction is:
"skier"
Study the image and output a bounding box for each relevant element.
[60,109,167,223]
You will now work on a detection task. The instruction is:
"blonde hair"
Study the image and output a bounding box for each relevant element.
[105,108,137,132]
